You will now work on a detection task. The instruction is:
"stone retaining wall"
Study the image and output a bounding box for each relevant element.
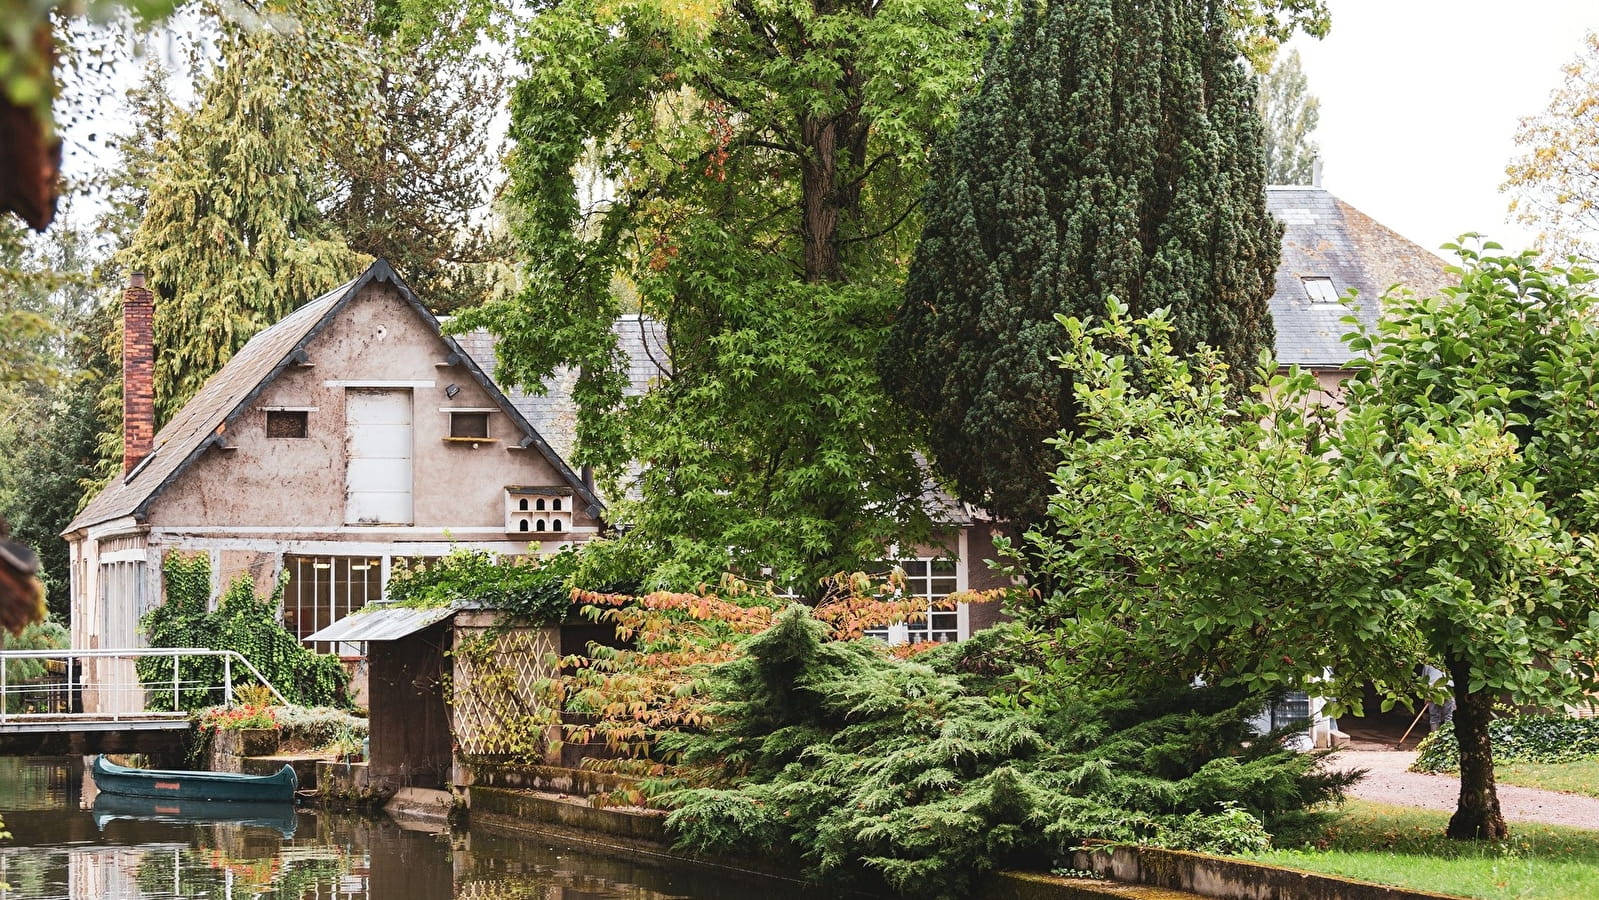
[466,784,1463,900]
[1066,844,1462,900]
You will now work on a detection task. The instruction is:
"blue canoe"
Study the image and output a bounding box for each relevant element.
[92,792,298,837]
[91,754,298,803]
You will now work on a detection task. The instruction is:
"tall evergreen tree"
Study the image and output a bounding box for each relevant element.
[882,0,1281,528]
[1256,48,1320,185]
[126,5,364,421]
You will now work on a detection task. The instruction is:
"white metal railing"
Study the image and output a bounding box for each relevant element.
[0,648,288,723]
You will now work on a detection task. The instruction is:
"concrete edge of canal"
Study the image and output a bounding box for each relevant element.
[467,786,1466,900]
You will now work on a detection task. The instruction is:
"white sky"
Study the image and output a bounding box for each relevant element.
[1288,0,1599,259]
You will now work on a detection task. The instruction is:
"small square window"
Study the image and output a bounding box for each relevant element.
[266,410,308,439]
[449,411,490,439]
[1301,276,1342,304]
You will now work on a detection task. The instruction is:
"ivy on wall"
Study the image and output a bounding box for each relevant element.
[385,547,579,621]
[139,552,350,710]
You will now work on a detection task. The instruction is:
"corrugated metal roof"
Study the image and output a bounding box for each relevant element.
[302,604,456,643]
[1267,187,1454,368]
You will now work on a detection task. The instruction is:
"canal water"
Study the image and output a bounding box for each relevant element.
[0,758,808,899]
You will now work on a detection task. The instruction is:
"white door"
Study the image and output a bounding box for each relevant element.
[345,389,413,525]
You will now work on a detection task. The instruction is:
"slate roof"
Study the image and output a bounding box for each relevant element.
[1267,186,1454,368]
[67,260,601,535]
[457,314,670,466]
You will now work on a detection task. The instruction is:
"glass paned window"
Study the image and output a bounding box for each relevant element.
[283,555,382,655]
[1301,276,1341,304]
[865,557,962,645]
[1269,691,1313,730]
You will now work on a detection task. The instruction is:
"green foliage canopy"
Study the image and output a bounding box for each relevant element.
[1339,245,1599,838]
[385,547,578,622]
[1024,301,1409,706]
[883,0,1282,527]
[1028,248,1599,840]
[459,0,1001,592]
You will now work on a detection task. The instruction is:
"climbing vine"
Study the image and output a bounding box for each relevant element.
[140,552,350,711]
[386,547,578,621]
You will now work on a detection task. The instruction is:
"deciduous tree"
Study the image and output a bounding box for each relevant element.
[1505,31,1599,263]
[1256,48,1320,185]
[1339,244,1599,840]
[459,0,999,592]
[1031,248,1599,842]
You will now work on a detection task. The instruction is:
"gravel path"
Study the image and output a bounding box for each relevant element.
[1332,749,1599,830]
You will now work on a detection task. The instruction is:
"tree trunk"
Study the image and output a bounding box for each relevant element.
[799,114,842,284]
[1445,658,1508,840]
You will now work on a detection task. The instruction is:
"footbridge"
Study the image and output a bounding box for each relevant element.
[0,648,287,757]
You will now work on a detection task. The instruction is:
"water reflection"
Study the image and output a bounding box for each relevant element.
[0,758,808,900]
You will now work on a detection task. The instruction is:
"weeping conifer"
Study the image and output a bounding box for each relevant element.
[127,11,364,421]
[883,0,1280,527]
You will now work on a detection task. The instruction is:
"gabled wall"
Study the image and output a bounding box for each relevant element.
[147,283,595,535]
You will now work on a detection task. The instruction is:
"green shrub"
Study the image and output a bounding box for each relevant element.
[271,704,367,749]
[140,553,349,710]
[385,547,578,621]
[1413,714,1599,772]
[1,618,69,713]
[649,606,1354,900]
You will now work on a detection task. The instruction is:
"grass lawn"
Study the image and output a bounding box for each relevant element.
[1251,800,1599,900]
[1495,759,1599,798]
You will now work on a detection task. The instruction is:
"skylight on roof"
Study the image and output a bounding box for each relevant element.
[1301,276,1342,304]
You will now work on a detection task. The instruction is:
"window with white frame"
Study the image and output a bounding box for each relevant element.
[282,555,382,655]
[864,557,963,645]
[1300,276,1342,304]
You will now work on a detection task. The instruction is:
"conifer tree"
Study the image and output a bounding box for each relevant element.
[883,0,1281,527]
[116,0,502,428]
[126,5,365,421]
[324,0,511,314]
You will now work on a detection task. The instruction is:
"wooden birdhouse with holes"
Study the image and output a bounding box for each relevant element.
[505,487,575,536]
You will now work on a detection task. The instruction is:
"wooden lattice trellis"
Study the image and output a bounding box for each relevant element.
[450,613,561,759]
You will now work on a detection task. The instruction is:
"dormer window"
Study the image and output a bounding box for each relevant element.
[1301,276,1341,305]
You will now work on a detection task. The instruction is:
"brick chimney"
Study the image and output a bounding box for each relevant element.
[123,271,155,474]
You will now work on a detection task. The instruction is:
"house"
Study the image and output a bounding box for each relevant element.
[63,261,603,711]
[1266,184,1454,387]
